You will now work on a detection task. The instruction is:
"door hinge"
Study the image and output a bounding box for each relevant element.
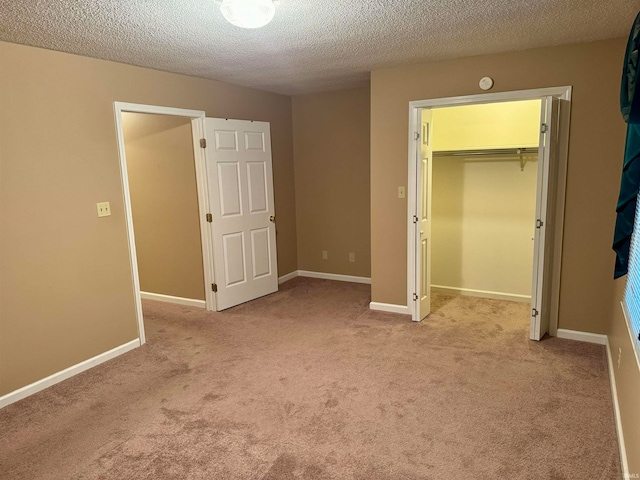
[540,123,548,134]
[413,215,419,224]
[206,213,213,223]
[532,308,539,317]
[413,293,418,301]
[200,138,207,148]
[536,219,544,229]
[211,283,218,292]
[414,132,420,141]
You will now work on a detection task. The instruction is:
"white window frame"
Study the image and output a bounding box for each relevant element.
[621,192,640,370]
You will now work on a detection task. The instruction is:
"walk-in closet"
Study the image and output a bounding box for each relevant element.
[429,100,542,303]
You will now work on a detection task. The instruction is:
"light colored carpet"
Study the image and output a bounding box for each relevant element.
[0,277,621,479]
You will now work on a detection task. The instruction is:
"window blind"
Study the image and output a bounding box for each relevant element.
[623,192,640,358]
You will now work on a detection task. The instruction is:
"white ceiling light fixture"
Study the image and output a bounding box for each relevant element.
[220,0,276,29]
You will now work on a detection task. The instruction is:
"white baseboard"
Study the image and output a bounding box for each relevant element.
[0,339,140,409]
[555,329,607,345]
[297,270,371,285]
[369,302,410,315]
[555,331,628,474]
[277,270,371,285]
[431,284,531,303]
[278,270,299,284]
[140,291,205,308]
[605,337,630,477]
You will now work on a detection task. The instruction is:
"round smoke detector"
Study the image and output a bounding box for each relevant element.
[479,76,494,91]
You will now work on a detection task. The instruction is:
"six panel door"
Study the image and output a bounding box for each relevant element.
[205,118,278,310]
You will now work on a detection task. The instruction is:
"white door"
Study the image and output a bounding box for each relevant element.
[530,97,559,340]
[205,118,278,310]
[416,109,433,321]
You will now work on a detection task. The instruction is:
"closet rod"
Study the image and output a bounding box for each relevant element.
[433,147,538,157]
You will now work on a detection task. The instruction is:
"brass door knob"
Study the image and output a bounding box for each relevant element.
[269,215,276,223]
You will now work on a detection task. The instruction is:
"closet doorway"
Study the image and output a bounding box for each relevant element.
[407,87,571,341]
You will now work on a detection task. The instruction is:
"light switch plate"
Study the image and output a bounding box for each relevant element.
[398,186,406,199]
[97,202,111,217]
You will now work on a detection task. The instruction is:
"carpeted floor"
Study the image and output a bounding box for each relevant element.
[0,277,621,479]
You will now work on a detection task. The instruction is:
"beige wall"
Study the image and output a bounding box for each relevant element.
[292,87,371,277]
[431,101,540,299]
[122,113,205,301]
[609,279,640,474]
[371,38,627,334]
[0,41,297,396]
[431,158,538,299]
[432,100,541,151]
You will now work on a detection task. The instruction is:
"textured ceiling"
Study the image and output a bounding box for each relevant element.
[0,1,638,95]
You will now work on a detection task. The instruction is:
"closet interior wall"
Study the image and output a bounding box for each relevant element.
[430,100,541,301]
[122,112,206,301]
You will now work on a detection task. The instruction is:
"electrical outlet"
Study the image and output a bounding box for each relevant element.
[398,186,406,199]
[617,347,622,369]
[96,202,111,217]
[349,252,355,263]
[322,250,328,260]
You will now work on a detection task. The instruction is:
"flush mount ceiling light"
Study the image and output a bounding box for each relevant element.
[220,0,276,29]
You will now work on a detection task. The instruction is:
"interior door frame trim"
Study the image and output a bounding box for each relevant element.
[407,86,572,338]
[113,102,215,345]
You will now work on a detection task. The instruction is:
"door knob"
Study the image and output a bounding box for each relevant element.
[269,215,276,223]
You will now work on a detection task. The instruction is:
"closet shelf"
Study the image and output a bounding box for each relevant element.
[433,147,538,171]
[433,147,538,157]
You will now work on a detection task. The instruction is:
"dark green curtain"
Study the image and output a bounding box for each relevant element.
[613,11,640,279]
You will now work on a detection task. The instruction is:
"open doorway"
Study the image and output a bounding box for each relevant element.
[408,87,571,340]
[114,103,280,344]
[429,100,540,302]
[114,103,213,345]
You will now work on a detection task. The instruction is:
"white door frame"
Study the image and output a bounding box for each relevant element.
[113,102,215,345]
[407,86,572,336]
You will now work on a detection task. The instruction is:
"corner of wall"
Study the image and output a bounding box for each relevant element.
[607,277,640,476]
